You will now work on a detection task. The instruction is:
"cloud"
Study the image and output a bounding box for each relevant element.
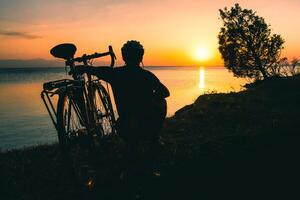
[0,30,42,39]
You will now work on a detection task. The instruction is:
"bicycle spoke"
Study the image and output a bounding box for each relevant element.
[67,98,72,134]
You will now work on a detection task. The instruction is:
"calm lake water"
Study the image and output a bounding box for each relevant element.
[0,66,247,150]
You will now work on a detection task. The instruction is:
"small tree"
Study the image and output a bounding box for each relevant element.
[218,4,285,80]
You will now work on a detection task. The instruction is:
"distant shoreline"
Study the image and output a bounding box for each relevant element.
[0,66,225,70]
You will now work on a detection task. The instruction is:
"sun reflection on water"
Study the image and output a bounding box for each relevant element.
[198,67,205,89]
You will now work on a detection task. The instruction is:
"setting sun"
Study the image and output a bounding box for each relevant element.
[195,47,210,61]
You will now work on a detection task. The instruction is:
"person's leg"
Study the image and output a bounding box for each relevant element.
[116,118,140,176]
[138,109,166,177]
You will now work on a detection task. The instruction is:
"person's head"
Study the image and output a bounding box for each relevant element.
[121,40,144,66]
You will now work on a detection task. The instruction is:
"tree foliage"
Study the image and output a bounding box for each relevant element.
[218,4,285,80]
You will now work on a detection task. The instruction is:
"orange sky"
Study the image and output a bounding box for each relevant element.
[0,0,299,66]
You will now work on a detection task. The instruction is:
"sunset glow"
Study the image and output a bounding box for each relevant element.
[0,0,300,67]
[196,48,210,61]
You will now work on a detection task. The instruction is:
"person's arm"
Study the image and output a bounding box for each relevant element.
[154,81,170,98]
[74,65,114,83]
[147,72,169,98]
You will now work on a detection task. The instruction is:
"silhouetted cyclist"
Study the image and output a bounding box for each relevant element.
[75,40,169,160]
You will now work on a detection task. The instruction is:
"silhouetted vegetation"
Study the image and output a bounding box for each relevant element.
[218,4,287,80]
[1,75,300,199]
[287,57,300,76]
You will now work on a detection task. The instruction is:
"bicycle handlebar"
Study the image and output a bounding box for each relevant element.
[71,45,116,67]
[67,45,116,68]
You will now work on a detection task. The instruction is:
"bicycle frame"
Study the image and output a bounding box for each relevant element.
[41,70,113,133]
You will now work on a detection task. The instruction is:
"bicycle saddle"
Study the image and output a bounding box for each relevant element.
[50,43,77,60]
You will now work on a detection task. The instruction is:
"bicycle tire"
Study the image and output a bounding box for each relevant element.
[56,89,96,189]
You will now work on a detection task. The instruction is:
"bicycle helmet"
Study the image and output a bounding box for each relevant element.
[121,40,144,64]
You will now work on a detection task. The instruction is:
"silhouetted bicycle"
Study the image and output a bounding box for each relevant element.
[41,43,117,188]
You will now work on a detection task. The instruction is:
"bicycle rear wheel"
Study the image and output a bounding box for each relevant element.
[56,90,96,189]
[94,83,116,136]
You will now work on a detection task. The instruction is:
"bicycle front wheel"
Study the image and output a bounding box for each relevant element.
[56,90,87,148]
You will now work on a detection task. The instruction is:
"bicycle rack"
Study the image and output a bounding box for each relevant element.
[41,89,58,131]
